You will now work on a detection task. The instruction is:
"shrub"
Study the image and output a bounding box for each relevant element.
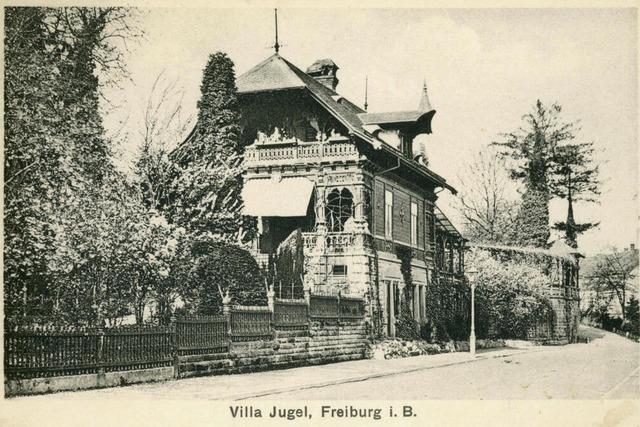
[468,249,553,339]
[271,229,305,299]
[186,237,267,315]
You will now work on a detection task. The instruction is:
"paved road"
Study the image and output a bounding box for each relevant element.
[14,327,639,401]
[273,330,639,400]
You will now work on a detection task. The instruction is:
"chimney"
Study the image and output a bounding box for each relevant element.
[306,59,339,90]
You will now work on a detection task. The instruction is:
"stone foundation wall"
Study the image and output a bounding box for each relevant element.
[550,296,581,342]
[5,366,174,396]
[178,319,369,378]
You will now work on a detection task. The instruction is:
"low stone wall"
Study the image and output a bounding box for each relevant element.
[5,366,174,396]
[178,319,369,378]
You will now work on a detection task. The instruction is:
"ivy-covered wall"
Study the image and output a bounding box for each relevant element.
[425,276,470,341]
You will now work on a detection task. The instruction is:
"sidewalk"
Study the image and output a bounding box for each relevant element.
[19,346,544,401]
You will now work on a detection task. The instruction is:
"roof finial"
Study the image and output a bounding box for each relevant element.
[419,78,433,112]
[273,9,280,54]
[364,75,368,111]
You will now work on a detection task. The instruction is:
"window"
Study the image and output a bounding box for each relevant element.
[325,188,354,232]
[385,190,393,239]
[410,202,418,246]
[332,265,347,276]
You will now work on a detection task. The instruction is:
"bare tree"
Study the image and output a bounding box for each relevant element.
[587,249,638,320]
[134,71,194,211]
[454,146,519,244]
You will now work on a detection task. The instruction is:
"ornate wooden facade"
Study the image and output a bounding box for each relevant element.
[237,54,465,337]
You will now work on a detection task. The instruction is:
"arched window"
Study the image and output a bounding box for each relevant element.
[325,188,354,232]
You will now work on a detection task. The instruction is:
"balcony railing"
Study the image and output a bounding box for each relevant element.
[302,232,361,254]
[244,140,360,168]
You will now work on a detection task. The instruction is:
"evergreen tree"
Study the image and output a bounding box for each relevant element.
[4,7,139,323]
[169,52,250,241]
[4,7,65,319]
[550,142,600,248]
[509,186,550,248]
[494,100,579,248]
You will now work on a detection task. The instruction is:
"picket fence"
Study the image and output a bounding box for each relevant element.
[4,293,365,380]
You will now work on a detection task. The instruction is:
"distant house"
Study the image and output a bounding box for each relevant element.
[581,244,639,318]
[234,53,465,338]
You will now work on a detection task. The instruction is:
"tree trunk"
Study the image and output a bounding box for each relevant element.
[565,187,578,248]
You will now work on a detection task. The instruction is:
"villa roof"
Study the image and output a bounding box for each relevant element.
[235,54,456,194]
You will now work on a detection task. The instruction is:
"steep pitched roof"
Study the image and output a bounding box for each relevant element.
[237,54,370,140]
[234,54,456,193]
[357,80,435,133]
[236,54,306,93]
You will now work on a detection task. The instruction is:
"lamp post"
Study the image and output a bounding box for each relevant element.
[466,268,478,357]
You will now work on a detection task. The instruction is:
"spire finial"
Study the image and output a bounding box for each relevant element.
[273,9,280,54]
[419,78,432,112]
[364,75,368,111]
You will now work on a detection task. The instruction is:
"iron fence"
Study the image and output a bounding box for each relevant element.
[4,325,172,380]
[175,316,229,355]
[229,306,273,341]
[274,299,309,330]
[4,292,365,380]
[309,295,340,320]
[338,296,365,319]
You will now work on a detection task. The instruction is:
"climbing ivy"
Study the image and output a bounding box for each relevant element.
[425,276,470,341]
[395,245,420,340]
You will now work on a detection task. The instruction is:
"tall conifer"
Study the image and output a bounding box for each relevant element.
[494,100,578,248]
[170,52,248,241]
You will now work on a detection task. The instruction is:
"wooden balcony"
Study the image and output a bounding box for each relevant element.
[244,139,361,168]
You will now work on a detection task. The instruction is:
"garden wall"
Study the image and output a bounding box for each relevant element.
[177,294,369,378]
[4,292,369,396]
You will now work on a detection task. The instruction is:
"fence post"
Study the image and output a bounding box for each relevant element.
[171,316,179,379]
[222,290,232,339]
[267,285,275,312]
[96,328,105,387]
[267,285,276,336]
[304,286,311,325]
[337,291,341,330]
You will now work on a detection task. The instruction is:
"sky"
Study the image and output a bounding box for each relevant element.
[104,8,638,256]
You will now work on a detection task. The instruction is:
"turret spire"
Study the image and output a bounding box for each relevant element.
[419,78,433,112]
